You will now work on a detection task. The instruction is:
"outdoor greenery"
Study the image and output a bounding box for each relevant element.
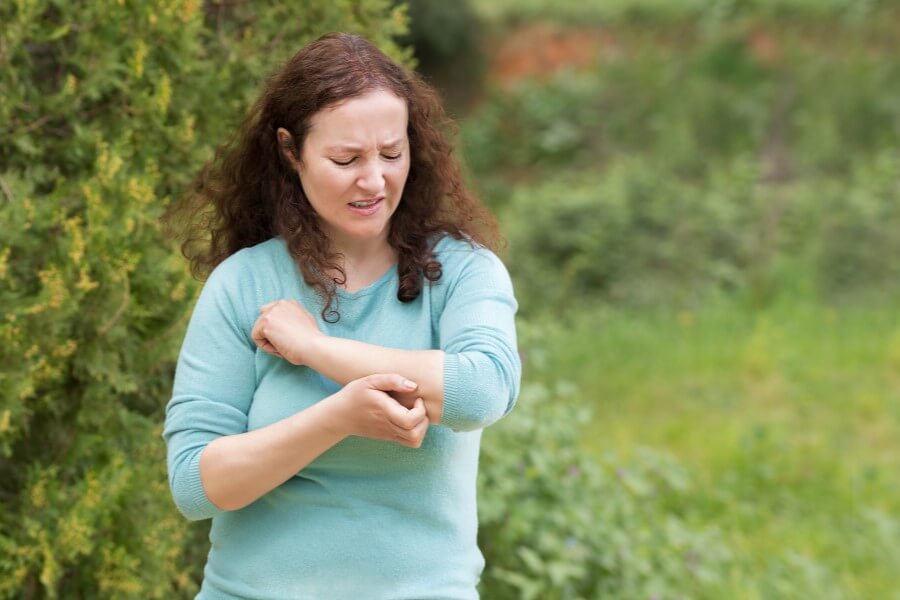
[479,380,731,599]
[465,1,900,597]
[1,0,898,598]
[0,1,409,597]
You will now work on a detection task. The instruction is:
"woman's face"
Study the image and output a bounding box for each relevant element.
[291,88,411,250]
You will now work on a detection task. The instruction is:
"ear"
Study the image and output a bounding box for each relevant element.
[276,127,300,167]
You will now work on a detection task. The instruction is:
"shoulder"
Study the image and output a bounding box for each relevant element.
[206,237,285,287]
[200,237,285,329]
[431,233,507,275]
[429,233,514,299]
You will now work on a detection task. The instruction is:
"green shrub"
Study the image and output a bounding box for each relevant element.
[500,159,756,313]
[500,156,900,315]
[813,153,900,297]
[0,1,408,597]
[478,378,730,599]
[461,25,900,193]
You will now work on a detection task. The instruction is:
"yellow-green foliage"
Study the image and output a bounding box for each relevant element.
[0,1,409,597]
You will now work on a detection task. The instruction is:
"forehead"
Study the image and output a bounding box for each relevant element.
[305,89,408,149]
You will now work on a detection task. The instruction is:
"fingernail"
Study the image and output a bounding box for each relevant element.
[403,379,417,389]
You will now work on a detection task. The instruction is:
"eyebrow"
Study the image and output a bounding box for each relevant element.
[324,139,404,152]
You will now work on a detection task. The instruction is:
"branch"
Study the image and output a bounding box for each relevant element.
[0,175,14,204]
[98,276,131,336]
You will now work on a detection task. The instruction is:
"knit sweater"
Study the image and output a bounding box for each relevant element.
[163,234,521,600]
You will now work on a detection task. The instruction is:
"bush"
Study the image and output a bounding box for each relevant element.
[500,155,900,315]
[461,24,900,193]
[0,1,409,597]
[478,378,730,599]
[500,159,757,313]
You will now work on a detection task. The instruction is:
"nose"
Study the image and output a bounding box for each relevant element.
[356,160,385,195]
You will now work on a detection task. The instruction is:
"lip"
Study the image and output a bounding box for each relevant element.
[347,195,385,216]
[349,195,385,205]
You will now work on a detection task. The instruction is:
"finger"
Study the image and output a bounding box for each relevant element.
[395,416,430,447]
[382,396,413,429]
[364,373,418,393]
[409,416,430,444]
[398,398,427,429]
[382,396,423,430]
[251,317,268,347]
[250,318,278,353]
[404,397,428,429]
[389,392,417,410]
[259,340,281,356]
[252,327,276,353]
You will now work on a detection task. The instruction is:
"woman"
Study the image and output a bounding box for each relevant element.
[162,32,520,599]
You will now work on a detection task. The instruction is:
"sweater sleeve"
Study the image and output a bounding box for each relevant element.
[438,247,521,432]
[162,254,257,521]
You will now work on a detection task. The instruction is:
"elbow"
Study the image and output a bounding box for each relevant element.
[172,493,215,522]
[440,349,521,432]
[167,447,224,522]
[446,392,516,432]
[170,484,217,522]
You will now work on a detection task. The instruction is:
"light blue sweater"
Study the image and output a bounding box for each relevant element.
[163,235,521,600]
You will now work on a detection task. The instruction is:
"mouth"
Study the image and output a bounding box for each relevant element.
[348,196,384,209]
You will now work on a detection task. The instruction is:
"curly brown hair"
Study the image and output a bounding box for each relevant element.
[161,32,499,321]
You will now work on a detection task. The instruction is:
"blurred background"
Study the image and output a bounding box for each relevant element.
[1,0,898,598]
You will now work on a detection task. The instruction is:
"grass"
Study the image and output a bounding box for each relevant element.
[522,296,900,597]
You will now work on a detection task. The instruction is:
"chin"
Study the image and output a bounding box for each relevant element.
[346,224,390,241]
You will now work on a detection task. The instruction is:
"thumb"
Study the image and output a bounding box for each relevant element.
[364,373,418,393]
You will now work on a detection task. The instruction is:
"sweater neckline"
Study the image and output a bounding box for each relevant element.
[273,236,397,300]
[335,262,397,299]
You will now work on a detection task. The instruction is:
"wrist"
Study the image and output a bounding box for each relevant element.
[295,331,328,367]
[319,390,351,439]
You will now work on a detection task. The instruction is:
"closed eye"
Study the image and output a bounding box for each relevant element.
[331,157,355,166]
[382,153,402,161]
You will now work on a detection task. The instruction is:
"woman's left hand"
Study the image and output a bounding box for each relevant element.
[252,300,323,365]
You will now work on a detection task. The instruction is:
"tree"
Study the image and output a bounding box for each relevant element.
[0,2,410,596]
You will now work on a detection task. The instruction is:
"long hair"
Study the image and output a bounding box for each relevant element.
[162,32,499,321]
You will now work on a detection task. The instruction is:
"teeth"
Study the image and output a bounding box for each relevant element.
[350,199,377,208]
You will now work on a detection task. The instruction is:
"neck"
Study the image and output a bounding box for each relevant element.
[330,233,393,265]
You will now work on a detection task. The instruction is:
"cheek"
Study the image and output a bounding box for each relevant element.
[304,168,352,198]
[390,161,411,186]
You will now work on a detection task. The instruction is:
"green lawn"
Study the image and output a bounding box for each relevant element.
[525,298,900,598]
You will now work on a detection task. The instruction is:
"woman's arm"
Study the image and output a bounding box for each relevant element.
[164,254,429,521]
[308,338,446,421]
[253,247,521,432]
[200,375,429,512]
[200,391,346,512]
[259,324,445,423]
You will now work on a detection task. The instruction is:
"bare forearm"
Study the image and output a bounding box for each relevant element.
[307,336,444,422]
[199,395,346,511]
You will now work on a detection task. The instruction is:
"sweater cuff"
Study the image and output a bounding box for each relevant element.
[183,449,223,520]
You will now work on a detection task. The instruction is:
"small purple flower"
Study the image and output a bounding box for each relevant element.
[565,536,578,548]
[568,465,581,478]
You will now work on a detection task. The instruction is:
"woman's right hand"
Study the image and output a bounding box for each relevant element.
[327,374,430,448]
